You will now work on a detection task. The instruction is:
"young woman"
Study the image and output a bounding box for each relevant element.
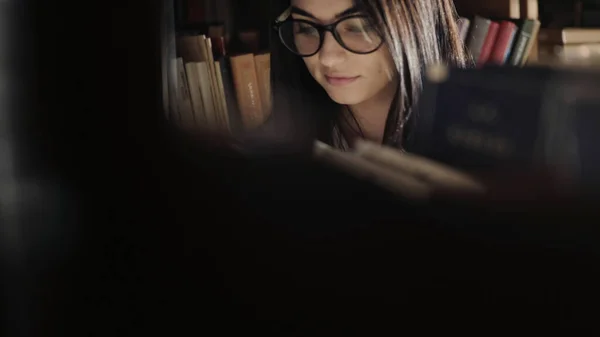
[262,0,470,152]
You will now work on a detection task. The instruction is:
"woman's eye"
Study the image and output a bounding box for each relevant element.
[346,25,363,33]
[345,24,373,33]
[296,24,318,35]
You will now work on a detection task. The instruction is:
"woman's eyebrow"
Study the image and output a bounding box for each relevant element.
[290,6,317,19]
[290,5,362,20]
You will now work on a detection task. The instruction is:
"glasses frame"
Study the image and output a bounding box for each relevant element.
[272,14,384,57]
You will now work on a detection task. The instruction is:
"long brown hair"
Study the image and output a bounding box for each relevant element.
[260,0,470,152]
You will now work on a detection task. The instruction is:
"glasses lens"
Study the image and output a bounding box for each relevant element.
[336,17,382,53]
[279,20,321,56]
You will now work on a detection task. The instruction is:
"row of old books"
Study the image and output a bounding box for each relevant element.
[458,15,540,67]
[172,33,271,133]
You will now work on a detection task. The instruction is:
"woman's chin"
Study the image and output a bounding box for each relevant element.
[326,92,364,106]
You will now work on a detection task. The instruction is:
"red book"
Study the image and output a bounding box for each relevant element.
[477,21,500,67]
[488,21,518,65]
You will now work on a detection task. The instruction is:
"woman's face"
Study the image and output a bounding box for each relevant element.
[290,0,397,106]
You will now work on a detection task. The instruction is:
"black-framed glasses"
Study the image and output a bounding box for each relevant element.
[273,15,384,57]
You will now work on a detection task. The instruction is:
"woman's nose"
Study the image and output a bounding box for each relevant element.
[318,31,347,68]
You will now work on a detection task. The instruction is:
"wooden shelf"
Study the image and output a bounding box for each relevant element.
[454,0,539,20]
[454,0,522,19]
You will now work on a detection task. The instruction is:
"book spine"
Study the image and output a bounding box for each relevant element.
[477,21,500,67]
[488,21,518,65]
[230,54,263,129]
[176,57,196,127]
[218,57,240,132]
[465,16,492,64]
[214,61,231,133]
[458,17,471,43]
[508,19,537,66]
[254,53,271,120]
[196,62,217,128]
[519,20,541,66]
[203,37,227,130]
[184,62,207,125]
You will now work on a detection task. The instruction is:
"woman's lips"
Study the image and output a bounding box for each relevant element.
[325,75,360,86]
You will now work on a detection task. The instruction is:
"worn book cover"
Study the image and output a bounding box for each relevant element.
[408,65,600,191]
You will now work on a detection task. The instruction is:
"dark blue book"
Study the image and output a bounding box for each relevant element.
[407,65,600,191]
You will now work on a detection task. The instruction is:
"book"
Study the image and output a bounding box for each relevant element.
[313,140,485,201]
[507,19,541,66]
[230,53,263,129]
[457,17,471,42]
[538,28,600,45]
[254,52,272,119]
[465,15,541,67]
[465,15,492,64]
[176,57,196,127]
[407,64,600,193]
[538,43,600,67]
[477,21,500,66]
[487,20,518,65]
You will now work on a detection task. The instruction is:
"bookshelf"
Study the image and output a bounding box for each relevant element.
[534,1,600,66]
[161,0,544,135]
[453,0,541,20]
[454,0,540,63]
[454,0,524,19]
[174,0,271,51]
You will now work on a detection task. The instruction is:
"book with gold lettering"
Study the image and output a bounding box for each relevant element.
[407,64,600,192]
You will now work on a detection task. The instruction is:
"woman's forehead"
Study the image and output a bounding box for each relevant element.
[291,0,357,21]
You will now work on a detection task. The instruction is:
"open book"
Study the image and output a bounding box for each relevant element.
[313,140,485,201]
